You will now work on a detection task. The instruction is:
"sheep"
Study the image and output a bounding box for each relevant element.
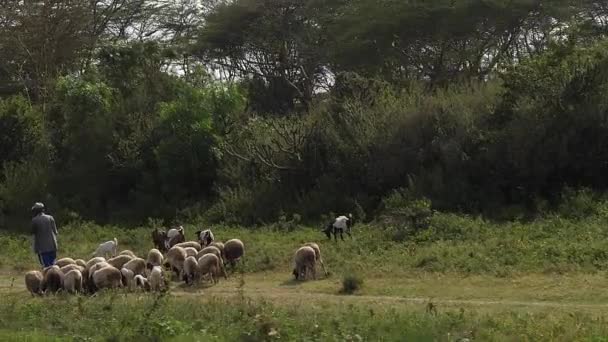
[197,253,226,284]
[146,248,164,270]
[24,270,44,296]
[121,267,135,290]
[209,241,225,258]
[151,228,169,252]
[168,230,185,248]
[182,256,199,285]
[91,238,118,258]
[92,265,122,290]
[60,264,84,274]
[224,239,245,269]
[323,214,354,241]
[55,257,76,268]
[292,246,316,281]
[75,259,87,268]
[174,241,201,251]
[118,250,137,258]
[303,242,328,276]
[194,229,214,247]
[63,269,83,294]
[122,258,146,276]
[164,246,187,278]
[107,254,133,269]
[134,274,151,291]
[42,265,64,294]
[149,266,166,292]
[196,246,222,261]
[88,261,111,281]
[183,247,198,258]
[85,257,106,272]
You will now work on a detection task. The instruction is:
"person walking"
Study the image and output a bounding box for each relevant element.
[30,202,58,268]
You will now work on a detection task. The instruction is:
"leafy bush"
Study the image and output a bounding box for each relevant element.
[340,274,364,294]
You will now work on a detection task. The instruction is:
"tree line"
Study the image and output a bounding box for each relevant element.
[2,0,608,227]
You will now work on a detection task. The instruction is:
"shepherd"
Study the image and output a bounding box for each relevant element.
[30,202,58,268]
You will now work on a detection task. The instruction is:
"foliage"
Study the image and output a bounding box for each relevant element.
[340,274,363,294]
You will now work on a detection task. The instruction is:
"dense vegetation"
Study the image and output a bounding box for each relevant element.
[2,1,608,228]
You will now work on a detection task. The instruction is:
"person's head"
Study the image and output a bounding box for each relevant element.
[31,202,45,216]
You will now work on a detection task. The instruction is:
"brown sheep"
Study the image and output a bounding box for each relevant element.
[293,246,316,281]
[224,239,244,268]
[197,254,226,284]
[25,270,44,296]
[174,241,201,251]
[118,250,137,258]
[92,266,122,290]
[165,246,187,278]
[182,256,198,285]
[146,248,164,270]
[107,254,133,269]
[55,257,76,268]
[196,246,222,260]
[42,265,64,294]
[60,264,84,274]
[122,258,146,276]
[75,259,87,268]
[63,269,83,294]
[183,247,198,258]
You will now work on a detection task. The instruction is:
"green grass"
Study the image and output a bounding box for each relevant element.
[3,213,608,340]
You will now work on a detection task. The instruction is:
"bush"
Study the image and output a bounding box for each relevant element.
[340,274,363,294]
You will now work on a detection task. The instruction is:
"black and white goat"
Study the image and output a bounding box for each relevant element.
[194,229,215,247]
[323,214,354,241]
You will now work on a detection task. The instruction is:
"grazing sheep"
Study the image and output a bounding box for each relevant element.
[92,266,122,290]
[118,250,136,258]
[303,242,328,276]
[146,248,164,270]
[92,238,118,258]
[151,228,169,252]
[293,246,316,281]
[174,241,201,251]
[55,257,76,268]
[85,257,106,272]
[75,259,87,268]
[224,239,245,268]
[107,254,133,269]
[165,246,187,278]
[24,270,44,296]
[121,267,135,290]
[209,241,225,257]
[197,253,226,284]
[149,266,166,292]
[194,229,214,247]
[122,258,146,276]
[196,246,222,260]
[323,214,354,241]
[42,265,64,294]
[63,269,83,294]
[183,247,198,258]
[88,262,111,280]
[60,264,84,274]
[182,256,199,285]
[134,274,151,291]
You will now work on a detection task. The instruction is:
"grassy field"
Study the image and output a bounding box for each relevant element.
[2,214,608,341]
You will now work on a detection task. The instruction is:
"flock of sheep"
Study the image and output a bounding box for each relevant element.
[23,224,331,296]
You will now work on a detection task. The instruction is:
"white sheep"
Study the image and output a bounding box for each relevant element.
[134,274,151,291]
[165,246,187,278]
[197,253,226,284]
[122,258,146,276]
[149,266,165,292]
[196,246,222,260]
[292,246,316,281]
[183,247,198,258]
[63,269,83,294]
[75,259,87,268]
[85,257,106,272]
[91,238,118,258]
[60,264,84,275]
[210,241,225,258]
[118,250,137,258]
[24,270,44,296]
[182,256,199,285]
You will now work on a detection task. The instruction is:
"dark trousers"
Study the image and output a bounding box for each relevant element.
[38,251,57,268]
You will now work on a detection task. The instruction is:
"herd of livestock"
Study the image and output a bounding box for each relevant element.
[22,218,342,296]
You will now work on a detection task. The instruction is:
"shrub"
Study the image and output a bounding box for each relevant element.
[340,274,363,294]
